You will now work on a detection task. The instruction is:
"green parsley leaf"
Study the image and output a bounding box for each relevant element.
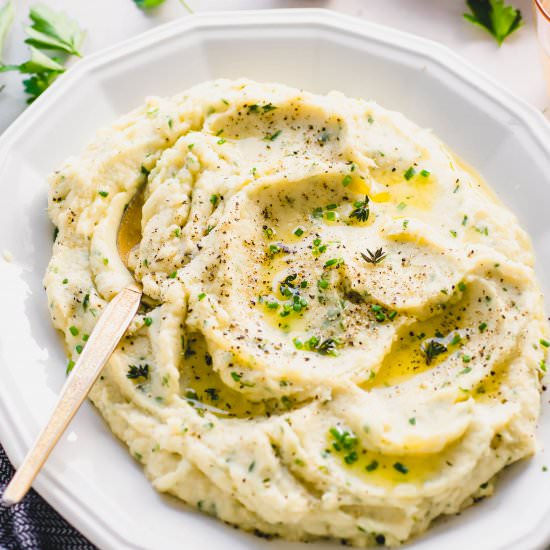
[25,3,86,56]
[133,0,166,9]
[0,0,14,64]
[17,46,65,73]
[22,71,57,103]
[464,0,522,46]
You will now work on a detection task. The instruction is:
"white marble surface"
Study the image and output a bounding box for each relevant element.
[0,0,548,132]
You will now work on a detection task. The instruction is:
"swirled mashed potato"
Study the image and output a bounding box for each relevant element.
[45,80,549,546]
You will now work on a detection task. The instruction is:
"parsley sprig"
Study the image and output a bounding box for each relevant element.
[464,0,522,46]
[0,1,14,64]
[134,0,193,12]
[0,3,85,102]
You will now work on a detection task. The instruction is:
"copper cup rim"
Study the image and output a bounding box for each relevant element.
[535,0,550,23]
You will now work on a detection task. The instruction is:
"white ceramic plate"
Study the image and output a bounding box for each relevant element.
[1,9,550,550]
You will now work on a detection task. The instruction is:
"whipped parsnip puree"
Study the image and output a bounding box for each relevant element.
[45,80,549,546]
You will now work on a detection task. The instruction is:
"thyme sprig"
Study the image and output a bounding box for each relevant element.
[349,195,370,222]
[361,247,386,265]
[422,340,447,365]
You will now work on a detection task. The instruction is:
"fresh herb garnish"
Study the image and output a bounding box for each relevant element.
[423,340,447,365]
[317,338,339,356]
[0,1,14,64]
[350,195,370,222]
[66,359,75,375]
[404,166,416,180]
[370,304,397,323]
[393,462,409,474]
[342,174,352,187]
[0,4,85,102]
[143,317,153,327]
[279,273,297,296]
[127,364,149,380]
[361,248,386,265]
[134,0,193,11]
[265,129,282,141]
[365,460,379,472]
[329,426,358,464]
[25,4,86,56]
[324,258,344,269]
[230,371,254,387]
[464,0,522,46]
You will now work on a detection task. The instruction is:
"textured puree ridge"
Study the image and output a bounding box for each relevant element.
[44,79,549,546]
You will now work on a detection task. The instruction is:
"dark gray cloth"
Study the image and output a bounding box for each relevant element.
[0,444,95,550]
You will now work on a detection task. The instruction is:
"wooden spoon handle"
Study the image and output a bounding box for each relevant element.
[2,285,142,506]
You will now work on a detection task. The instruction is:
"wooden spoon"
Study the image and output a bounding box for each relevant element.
[2,187,145,505]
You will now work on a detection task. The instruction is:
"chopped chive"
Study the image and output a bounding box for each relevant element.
[420,169,430,177]
[198,293,206,301]
[98,190,109,197]
[294,227,304,237]
[69,326,79,336]
[318,278,329,290]
[267,130,282,141]
[66,359,75,375]
[479,322,488,333]
[342,175,352,187]
[324,258,343,268]
[365,460,379,472]
[451,334,461,345]
[540,339,550,348]
[404,167,416,180]
[393,462,408,474]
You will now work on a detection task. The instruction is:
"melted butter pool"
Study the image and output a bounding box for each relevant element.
[326,432,461,487]
[362,304,468,389]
